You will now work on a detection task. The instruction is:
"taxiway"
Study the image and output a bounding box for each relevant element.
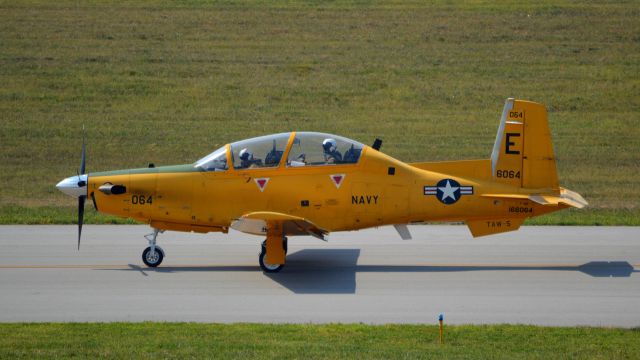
[0,225,638,326]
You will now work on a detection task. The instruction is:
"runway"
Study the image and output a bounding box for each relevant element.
[0,225,638,326]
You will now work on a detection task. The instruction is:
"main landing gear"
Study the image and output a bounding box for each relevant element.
[259,236,288,273]
[139,226,289,272]
[142,228,165,267]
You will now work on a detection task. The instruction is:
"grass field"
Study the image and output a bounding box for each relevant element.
[1,323,639,359]
[0,1,638,224]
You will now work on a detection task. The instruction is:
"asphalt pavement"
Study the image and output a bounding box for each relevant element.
[0,225,638,326]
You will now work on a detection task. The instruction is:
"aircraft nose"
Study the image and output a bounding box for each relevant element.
[56,174,88,198]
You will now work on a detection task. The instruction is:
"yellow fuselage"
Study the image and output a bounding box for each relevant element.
[89,145,560,236]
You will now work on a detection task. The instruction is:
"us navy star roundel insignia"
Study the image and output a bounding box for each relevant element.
[424,179,473,205]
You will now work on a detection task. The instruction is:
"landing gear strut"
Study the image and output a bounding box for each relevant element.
[259,236,287,273]
[142,228,165,267]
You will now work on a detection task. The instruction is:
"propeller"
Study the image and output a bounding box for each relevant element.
[55,127,89,250]
[78,195,85,250]
[77,128,87,250]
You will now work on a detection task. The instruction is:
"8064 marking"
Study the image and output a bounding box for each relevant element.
[496,170,520,179]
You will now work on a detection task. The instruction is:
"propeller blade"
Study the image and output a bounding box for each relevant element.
[79,127,86,175]
[78,195,86,250]
[77,127,87,250]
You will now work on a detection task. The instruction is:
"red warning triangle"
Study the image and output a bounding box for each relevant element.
[255,178,269,192]
[330,174,345,189]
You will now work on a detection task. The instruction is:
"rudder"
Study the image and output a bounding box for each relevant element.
[491,98,558,190]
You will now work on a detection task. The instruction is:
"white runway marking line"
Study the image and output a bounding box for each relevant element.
[1,263,638,270]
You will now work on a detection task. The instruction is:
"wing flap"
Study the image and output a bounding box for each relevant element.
[231,211,328,239]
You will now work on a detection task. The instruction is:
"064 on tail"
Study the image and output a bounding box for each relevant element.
[56,98,587,272]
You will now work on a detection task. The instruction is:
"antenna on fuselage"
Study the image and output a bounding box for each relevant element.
[372,138,382,150]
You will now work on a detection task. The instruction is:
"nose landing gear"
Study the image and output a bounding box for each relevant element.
[142,228,164,267]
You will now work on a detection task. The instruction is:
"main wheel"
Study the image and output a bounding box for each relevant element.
[142,246,164,267]
[261,237,288,254]
[259,247,284,273]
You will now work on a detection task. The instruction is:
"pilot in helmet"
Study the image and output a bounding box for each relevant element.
[239,148,254,168]
[322,138,342,163]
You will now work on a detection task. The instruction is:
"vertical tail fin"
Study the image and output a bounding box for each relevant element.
[491,98,559,190]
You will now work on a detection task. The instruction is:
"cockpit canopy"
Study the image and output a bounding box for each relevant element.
[231,133,290,170]
[287,132,363,167]
[195,132,364,171]
[194,146,228,171]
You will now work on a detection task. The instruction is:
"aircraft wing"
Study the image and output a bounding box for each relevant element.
[230,211,329,240]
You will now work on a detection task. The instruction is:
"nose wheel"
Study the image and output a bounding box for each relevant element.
[142,228,165,267]
[142,245,164,267]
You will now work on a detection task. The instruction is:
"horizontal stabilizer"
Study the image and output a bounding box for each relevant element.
[466,218,525,237]
[557,188,588,208]
[481,187,587,209]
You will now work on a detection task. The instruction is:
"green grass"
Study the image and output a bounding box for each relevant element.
[0,1,638,224]
[524,208,640,226]
[0,205,139,224]
[0,323,638,359]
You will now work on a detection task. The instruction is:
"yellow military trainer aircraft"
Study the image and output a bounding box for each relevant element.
[56,98,587,272]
